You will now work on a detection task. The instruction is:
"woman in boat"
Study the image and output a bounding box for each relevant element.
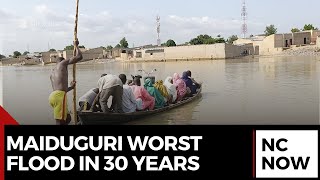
[144,78,165,109]
[173,73,187,101]
[182,71,197,95]
[130,77,155,111]
[164,76,177,103]
[154,80,171,104]
[186,70,202,89]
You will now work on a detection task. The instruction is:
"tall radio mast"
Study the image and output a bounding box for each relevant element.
[241,0,248,38]
[156,15,161,46]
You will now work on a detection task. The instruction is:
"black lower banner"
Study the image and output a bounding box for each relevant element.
[3,125,319,179]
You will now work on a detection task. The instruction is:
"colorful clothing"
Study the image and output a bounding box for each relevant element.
[131,85,155,110]
[182,71,197,94]
[164,76,177,102]
[173,73,187,101]
[144,78,165,109]
[49,90,68,121]
[154,80,170,102]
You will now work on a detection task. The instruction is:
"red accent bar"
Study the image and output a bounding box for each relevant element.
[0,106,19,180]
[252,129,256,178]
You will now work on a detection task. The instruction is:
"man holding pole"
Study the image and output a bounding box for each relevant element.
[49,39,83,125]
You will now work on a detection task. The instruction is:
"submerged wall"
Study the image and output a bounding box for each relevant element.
[129,43,253,61]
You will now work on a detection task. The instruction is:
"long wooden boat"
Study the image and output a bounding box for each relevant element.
[77,86,202,125]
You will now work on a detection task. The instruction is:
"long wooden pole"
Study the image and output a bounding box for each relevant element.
[73,0,79,125]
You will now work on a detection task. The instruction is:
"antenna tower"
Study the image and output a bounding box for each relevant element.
[241,0,248,38]
[156,15,161,46]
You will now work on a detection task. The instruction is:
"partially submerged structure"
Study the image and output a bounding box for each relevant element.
[120,43,254,61]
[234,30,320,56]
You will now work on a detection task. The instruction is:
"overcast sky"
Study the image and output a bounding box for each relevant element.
[1,0,320,55]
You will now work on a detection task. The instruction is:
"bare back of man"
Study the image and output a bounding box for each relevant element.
[49,40,83,125]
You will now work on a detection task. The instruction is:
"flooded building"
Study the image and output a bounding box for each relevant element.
[122,43,254,61]
[234,31,315,55]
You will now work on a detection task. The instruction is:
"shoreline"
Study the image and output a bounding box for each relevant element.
[1,48,319,67]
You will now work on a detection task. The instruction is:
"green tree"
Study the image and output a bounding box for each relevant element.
[13,51,21,58]
[303,24,318,31]
[215,35,226,43]
[115,44,121,48]
[291,28,300,33]
[190,37,203,45]
[23,51,30,56]
[49,49,56,52]
[189,34,216,45]
[264,24,277,36]
[227,35,238,44]
[0,54,5,59]
[165,39,176,47]
[120,37,128,48]
[106,45,113,50]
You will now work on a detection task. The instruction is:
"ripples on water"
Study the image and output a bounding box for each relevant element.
[3,56,319,125]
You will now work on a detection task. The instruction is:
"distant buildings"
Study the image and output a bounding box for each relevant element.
[234,30,320,56]
[118,43,254,61]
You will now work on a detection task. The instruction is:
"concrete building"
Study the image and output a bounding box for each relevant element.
[123,43,254,61]
[234,31,313,55]
[308,30,320,44]
[63,47,105,61]
[317,36,320,49]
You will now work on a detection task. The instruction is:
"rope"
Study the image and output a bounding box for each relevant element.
[72,0,79,125]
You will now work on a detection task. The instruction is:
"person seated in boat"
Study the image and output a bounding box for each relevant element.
[127,80,133,86]
[119,74,137,113]
[186,70,202,89]
[182,71,197,95]
[173,73,187,101]
[78,88,99,111]
[164,76,178,103]
[93,73,123,113]
[130,77,155,111]
[144,78,165,109]
[154,80,172,104]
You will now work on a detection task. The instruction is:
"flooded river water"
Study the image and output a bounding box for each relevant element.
[2,56,320,125]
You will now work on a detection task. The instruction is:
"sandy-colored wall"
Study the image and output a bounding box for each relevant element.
[274,34,293,47]
[317,37,320,48]
[233,39,253,45]
[129,43,254,61]
[309,30,320,43]
[63,48,104,61]
[293,32,311,46]
[225,43,254,58]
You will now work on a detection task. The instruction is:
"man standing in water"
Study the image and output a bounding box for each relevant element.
[49,39,83,125]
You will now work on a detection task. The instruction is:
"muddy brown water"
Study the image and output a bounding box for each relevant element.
[2,56,319,125]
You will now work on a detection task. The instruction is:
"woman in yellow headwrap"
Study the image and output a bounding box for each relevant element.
[154,80,172,104]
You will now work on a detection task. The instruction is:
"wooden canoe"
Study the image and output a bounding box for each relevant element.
[77,86,202,125]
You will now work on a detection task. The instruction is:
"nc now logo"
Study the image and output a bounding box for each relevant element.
[255,130,318,178]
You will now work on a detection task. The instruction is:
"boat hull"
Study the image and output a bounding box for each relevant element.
[78,87,202,125]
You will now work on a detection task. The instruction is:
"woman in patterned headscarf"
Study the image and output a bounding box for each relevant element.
[144,78,165,109]
[154,80,171,103]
